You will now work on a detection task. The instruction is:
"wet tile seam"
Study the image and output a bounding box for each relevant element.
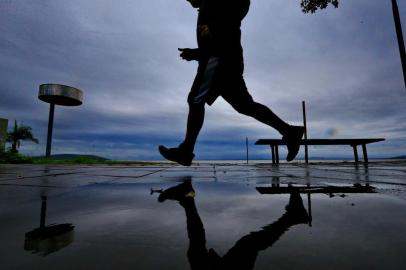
[0,183,64,188]
[83,165,178,184]
[0,172,81,182]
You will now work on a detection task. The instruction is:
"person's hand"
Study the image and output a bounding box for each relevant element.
[178,48,199,61]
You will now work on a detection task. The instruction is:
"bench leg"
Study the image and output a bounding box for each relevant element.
[270,145,275,164]
[275,145,279,164]
[362,144,369,163]
[352,145,359,163]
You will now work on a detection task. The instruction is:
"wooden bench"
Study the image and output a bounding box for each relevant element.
[255,138,385,164]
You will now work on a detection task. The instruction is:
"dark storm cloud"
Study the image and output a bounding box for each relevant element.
[1,0,405,159]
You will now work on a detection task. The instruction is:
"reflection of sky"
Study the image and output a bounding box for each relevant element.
[1,0,406,160]
[1,180,406,269]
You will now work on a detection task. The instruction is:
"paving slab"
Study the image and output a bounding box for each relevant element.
[1,162,406,269]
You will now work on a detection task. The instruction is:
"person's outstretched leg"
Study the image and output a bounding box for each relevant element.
[238,100,290,135]
[221,187,310,269]
[158,103,205,166]
[223,79,304,161]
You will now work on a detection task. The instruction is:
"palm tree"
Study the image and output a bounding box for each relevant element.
[7,120,39,153]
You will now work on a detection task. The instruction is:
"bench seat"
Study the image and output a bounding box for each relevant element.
[255,138,385,164]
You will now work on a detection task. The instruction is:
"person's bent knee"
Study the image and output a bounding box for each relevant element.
[187,98,205,110]
[187,93,205,106]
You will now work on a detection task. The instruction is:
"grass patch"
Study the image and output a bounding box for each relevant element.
[0,152,167,166]
[31,157,163,165]
[32,156,103,165]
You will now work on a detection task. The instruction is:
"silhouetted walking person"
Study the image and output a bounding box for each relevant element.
[157,180,310,269]
[159,0,304,165]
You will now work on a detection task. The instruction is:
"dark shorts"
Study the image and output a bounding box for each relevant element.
[187,57,253,106]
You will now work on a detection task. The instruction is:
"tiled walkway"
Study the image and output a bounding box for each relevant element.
[1,162,406,269]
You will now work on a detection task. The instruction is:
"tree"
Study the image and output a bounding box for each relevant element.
[301,0,339,13]
[7,120,39,153]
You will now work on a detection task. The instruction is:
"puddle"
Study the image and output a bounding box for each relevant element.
[1,177,406,269]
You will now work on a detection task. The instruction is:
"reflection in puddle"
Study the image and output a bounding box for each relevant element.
[1,167,405,269]
[24,196,74,256]
[155,178,310,269]
[257,178,376,227]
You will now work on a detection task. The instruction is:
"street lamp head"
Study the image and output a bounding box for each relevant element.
[38,84,83,106]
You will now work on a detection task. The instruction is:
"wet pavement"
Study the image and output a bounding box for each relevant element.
[1,162,406,269]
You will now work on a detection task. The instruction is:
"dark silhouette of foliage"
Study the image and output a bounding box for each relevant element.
[0,150,33,164]
[301,0,339,13]
[7,120,39,153]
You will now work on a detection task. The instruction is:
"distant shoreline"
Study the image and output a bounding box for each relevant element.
[2,152,405,165]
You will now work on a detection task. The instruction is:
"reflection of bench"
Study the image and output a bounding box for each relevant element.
[256,184,376,195]
[255,138,385,164]
[256,184,376,227]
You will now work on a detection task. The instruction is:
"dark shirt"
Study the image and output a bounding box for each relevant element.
[197,0,250,62]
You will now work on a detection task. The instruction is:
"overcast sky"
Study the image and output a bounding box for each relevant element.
[1,0,405,160]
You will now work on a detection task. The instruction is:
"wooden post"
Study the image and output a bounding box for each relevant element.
[246,137,249,164]
[302,101,309,163]
[392,0,406,89]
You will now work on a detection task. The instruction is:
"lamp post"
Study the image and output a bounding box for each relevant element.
[24,196,75,256]
[391,0,406,89]
[38,84,83,158]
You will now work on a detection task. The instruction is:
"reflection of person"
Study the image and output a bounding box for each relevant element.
[159,0,304,166]
[158,180,310,270]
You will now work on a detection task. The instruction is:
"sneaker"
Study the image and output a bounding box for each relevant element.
[282,126,305,162]
[158,180,195,202]
[158,145,195,166]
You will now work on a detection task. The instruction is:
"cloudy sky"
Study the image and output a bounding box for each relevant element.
[1,0,405,160]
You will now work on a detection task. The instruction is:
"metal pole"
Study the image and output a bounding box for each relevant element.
[46,103,55,158]
[302,101,309,164]
[392,0,406,89]
[246,137,249,164]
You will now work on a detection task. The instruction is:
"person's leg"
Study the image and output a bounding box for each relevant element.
[159,57,221,165]
[158,101,205,166]
[179,102,205,153]
[158,62,210,166]
[221,188,310,268]
[238,99,290,136]
[222,79,290,136]
[157,180,210,269]
[223,76,304,161]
